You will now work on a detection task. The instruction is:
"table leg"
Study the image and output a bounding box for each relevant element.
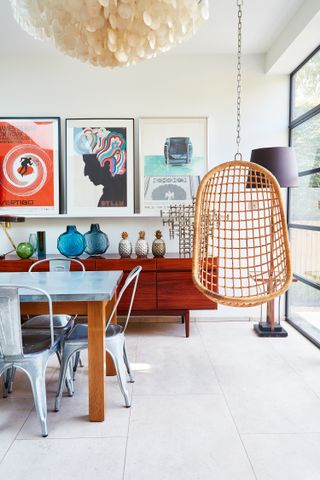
[88,300,107,422]
[184,310,190,338]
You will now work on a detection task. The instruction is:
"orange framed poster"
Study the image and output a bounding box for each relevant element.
[0,117,60,215]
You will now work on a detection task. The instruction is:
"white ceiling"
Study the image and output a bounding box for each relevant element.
[0,0,306,57]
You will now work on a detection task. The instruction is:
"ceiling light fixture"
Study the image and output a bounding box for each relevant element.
[10,0,209,68]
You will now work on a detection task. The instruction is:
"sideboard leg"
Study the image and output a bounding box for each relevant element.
[185,310,190,338]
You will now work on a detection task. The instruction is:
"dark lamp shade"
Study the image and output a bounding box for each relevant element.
[250,147,299,187]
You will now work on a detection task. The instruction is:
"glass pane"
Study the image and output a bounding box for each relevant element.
[289,174,320,226]
[291,113,320,172]
[290,229,320,281]
[291,49,320,120]
[288,281,320,339]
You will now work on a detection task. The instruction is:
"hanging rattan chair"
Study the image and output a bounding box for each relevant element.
[192,160,292,307]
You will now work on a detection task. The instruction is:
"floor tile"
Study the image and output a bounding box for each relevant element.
[0,398,34,463]
[124,394,255,480]
[0,437,126,480]
[134,337,221,395]
[243,433,320,480]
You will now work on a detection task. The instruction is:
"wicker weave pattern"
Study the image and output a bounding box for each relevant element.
[192,161,292,307]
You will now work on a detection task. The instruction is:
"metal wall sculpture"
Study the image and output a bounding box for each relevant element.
[161,199,195,257]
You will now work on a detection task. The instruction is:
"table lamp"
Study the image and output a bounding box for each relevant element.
[250,146,298,336]
[0,215,25,259]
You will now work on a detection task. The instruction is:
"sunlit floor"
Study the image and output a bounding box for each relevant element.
[1,319,320,480]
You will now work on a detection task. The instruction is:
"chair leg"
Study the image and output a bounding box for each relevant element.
[7,367,16,393]
[26,365,48,437]
[55,348,79,412]
[73,351,82,380]
[2,367,16,397]
[123,342,134,383]
[107,342,130,408]
[2,369,10,398]
[58,349,74,396]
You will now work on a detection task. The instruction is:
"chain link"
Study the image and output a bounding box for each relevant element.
[234,0,243,161]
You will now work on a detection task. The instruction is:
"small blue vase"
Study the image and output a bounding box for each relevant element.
[57,225,85,258]
[84,223,109,256]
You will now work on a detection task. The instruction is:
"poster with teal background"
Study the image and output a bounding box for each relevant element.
[139,117,208,214]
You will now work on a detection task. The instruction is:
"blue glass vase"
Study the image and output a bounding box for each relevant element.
[57,225,85,258]
[84,224,109,256]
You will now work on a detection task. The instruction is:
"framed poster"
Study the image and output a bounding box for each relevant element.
[0,117,60,215]
[139,117,208,214]
[66,118,134,216]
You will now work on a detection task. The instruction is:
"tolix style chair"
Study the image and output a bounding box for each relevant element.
[5,258,85,397]
[24,257,85,331]
[54,265,142,412]
[0,285,60,437]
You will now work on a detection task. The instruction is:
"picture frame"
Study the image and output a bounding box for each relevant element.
[0,117,60,215]
[66,118,134,216]
[139,117,208,215]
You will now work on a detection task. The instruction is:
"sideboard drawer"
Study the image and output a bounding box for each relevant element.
[118,272,157,311]
[95,257,156,272]
[156,257,192,271]
[157,272,217,310]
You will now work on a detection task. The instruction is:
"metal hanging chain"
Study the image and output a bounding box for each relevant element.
[234,0,243,161]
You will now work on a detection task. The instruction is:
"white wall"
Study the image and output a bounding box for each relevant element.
[0,52,289,317]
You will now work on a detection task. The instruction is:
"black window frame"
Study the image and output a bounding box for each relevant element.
[286,44,320,347]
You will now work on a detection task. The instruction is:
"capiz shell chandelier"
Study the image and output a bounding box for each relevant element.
[10,0,209,67]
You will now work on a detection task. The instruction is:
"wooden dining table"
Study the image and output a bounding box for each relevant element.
[0,270,123,422]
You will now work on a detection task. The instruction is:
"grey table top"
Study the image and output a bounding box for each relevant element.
[0,271,123,302]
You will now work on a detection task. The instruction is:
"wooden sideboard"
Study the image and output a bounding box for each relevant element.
[0,254,217,337]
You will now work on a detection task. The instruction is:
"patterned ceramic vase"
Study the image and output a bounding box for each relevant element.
[119,232,132,258]
[135,231,149,258]
[152,230,166,258]
[57,225,85,258]
[84,224,109,256]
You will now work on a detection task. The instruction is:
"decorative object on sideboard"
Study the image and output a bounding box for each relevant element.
[152,230,166,258]
[118,232,132,258]
[10,1,209,68]
[16,242,34,259]
[28,233,37,257]
[161,199,195,258]
[84,224,109,256]
[135,231,149,258]
[57,225,85,258]
[0,215,25,260]
[37,231,46,259]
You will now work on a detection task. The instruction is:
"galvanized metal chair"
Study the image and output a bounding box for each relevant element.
[54,266,142,412]
[25,257,85,331]
[4,258,86,396]
[26,258,85,382]
[0,285,60,437]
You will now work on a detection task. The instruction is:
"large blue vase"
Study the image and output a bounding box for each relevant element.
[57,225,85,258]
[84,223,109,256]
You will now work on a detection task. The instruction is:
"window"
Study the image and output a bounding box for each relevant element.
[287,45,320,346]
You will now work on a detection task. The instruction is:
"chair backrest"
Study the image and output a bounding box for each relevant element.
[106,266,142,333]
[0,285,54,358]
[29,258,85,272]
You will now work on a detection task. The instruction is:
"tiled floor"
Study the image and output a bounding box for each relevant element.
[1,320,320,479]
